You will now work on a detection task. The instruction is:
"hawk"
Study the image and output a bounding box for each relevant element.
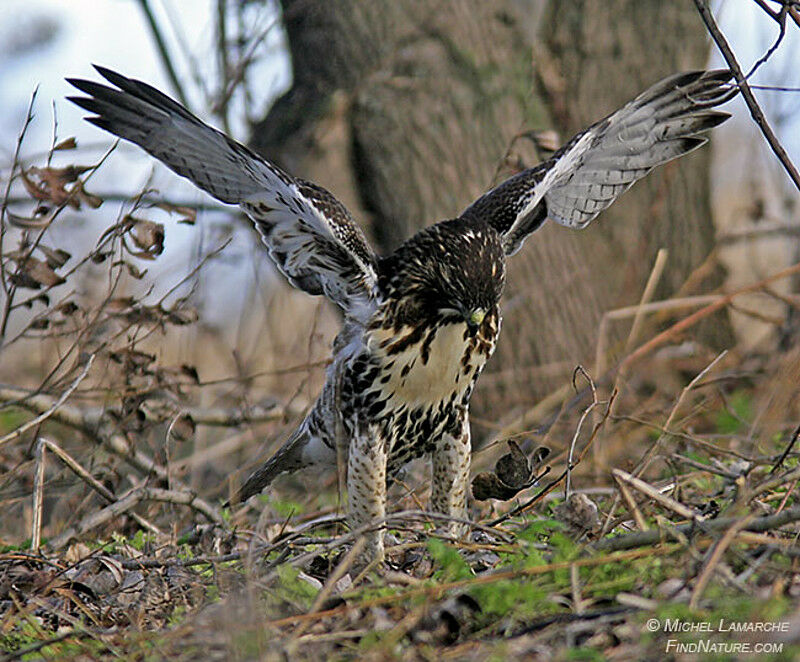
[68,67,735,560]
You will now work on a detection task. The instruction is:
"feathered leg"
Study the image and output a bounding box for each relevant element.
[347,423,387,563]
[431,409,471,539]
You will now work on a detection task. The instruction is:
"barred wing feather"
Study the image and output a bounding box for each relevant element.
[461,69,736,255]
[68,66,377,315]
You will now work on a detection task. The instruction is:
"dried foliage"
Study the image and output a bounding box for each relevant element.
[2,1,800,659]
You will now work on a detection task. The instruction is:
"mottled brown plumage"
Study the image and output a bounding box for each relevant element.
[68,67,736,561]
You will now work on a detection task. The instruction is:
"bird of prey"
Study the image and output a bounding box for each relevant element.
[68,67,735,561]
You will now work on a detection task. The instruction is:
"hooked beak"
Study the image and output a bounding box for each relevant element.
[466,308,486,332]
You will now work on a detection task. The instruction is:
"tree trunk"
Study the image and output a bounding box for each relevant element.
[251,0,729,428]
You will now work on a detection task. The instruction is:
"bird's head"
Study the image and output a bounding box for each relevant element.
[378,219,505,332]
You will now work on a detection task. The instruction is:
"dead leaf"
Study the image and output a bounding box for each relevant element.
[5,209,52,229]
[168,413,196,444]
[495,440,532,488]
[105,297,136,312]
[25,165,92,208]
[471,472,523,501]
[166,307,198,325]
[471,441,550,501]
[553,493,600,535]
[110,349,156,370]
[114,261,147,279]
[38,245,71,269]
[155,201,197,225]
[58,301,79,316]
[9,255,66,289]
[53,137,77,151]
[126,217,164,258]
[181,364,200,384]
[74,180,103,208]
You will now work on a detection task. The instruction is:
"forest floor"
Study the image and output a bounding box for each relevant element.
[3,126,800,661]
[3,341,800,661]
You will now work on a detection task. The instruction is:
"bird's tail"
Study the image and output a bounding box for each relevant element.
[229,423,312,505]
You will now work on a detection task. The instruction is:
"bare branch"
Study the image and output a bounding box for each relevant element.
[134,0,190,108]
[48,486,224,548]
[694,0,800,191]
[0,354,95,448]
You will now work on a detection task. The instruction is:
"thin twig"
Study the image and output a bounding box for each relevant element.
[135,0,190,108]
[566,366,597,497]
[694,0,800,190]
[632,351,727,477]
[0,354,95,448]
[0,89,38,330]
[31,439,46,551]
[769,422,800,474]
[746,1,789,79]
[612,469,702,521]
[592,505,800,553]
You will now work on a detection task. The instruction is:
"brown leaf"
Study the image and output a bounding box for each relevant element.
[181,364,200,384]
[116,261,147,279]
[26,165,92,208]
[166,307,198,325]
[10,256,66,289]
[53,137,77,151]
[127,217,164,257]
[155,201,197,225]
[31,164,91,184]
[109,348,156,369]
[5,209,52,229]
[168,413,196,444]
[74,180,103,208]
[471,472,523,501]
[9,272,41,289]
[494,440,532,489]
[471,441,549,501]
[58,301,79,316]
[38,245,71,269]
[105,297,136,312]
[554,493,600,535]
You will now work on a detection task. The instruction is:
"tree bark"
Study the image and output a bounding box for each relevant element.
[251,0,729,428]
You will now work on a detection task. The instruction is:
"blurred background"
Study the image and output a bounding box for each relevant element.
[1,0,799,542]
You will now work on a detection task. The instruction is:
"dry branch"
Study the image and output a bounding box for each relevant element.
[694,0,800,190]
[0,355,95,448]
[592,505,800,553]
[621,262,800,372]
[49,486,224,548]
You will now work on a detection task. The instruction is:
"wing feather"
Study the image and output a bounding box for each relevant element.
[67,66,377,315]
[460,69,736,255]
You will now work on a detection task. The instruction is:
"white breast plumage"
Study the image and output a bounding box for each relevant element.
[367,323,477,407]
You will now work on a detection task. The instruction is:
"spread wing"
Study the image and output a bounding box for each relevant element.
[67,66,378,315]
[461,70,737,255]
